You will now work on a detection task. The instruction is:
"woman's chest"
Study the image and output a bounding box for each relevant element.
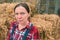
[12,28,33,40]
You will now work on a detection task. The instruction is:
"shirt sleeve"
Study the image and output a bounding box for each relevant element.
[31,26,40,40]
[7,31,10,40]
[7,22,15,40]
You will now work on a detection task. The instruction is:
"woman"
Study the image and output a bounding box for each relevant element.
[7,2,39,40]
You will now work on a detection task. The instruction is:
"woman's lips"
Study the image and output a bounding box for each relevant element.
[18,19,23,21]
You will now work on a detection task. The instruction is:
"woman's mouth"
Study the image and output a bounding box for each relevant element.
[18,19,23,21]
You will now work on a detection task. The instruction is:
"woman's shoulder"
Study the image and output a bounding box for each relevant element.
[31,25,38,32]
[9,21,16,29]
[10,21,16,26]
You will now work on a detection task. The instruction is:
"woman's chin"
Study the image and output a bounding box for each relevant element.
[17,20,27,24]
[18,20,24,24]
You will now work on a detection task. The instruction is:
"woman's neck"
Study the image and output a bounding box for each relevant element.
[18,21,29,30]
[19,20,29,26]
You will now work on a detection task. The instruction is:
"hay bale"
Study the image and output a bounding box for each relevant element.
[31,14,60,40]
[56,18,60,40]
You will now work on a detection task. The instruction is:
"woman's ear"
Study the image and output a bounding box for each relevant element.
[28,13,31,21]
[28,13,30,17]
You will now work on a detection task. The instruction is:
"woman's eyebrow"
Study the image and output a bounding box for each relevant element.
[20,12,25,14]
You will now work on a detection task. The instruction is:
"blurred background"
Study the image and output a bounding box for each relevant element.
[0,0,60,40]
[0,0,60,15]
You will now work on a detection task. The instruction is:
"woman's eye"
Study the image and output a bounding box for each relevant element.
[15,13,18,15]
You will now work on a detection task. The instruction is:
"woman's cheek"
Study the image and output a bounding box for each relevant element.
[15,15,18,20]
[24,16,29,20]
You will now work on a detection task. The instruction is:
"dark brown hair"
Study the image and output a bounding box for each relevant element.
[14,3,30,13]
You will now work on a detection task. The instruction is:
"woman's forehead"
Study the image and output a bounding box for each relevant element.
[15,6,28,13]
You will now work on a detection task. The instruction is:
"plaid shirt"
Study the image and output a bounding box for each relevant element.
[7,21,39,40]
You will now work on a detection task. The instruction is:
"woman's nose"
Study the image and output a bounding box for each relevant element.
[18,14,22,19]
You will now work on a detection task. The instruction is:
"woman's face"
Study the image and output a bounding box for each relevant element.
[14,6,30,23]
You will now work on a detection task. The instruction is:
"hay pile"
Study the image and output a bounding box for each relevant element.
[31,14,60,40]
[0,3,16,40]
